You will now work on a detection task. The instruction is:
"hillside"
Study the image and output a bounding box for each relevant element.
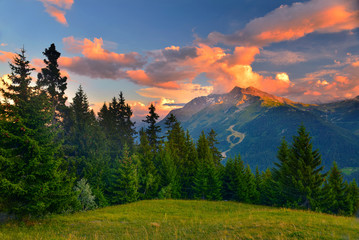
[163,86,359,171]
[1,200,358,239]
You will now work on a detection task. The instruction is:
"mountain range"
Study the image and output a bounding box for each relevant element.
[162,86,359,172]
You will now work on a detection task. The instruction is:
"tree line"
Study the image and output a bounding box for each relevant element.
[0,44,358,219]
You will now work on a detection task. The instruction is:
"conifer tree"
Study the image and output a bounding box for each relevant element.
[137,128,159,199]
[207,129,223,167]
[157,145,181,199]
[272,138,296,205]
[143,104,161,150]
[346,179,359,216]
[289,125,325,209]
[259,169,276,206]
[110,144,139,204]
[0,49,75,217]
[37,43,67,124]
[98,93,135,161]
[320,162,347,214]
[181,130,198,199]
[64,86,109,204]
[193,131,221,200]
[223,155,245,201]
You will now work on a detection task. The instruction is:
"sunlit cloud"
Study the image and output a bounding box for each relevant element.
[0,50,15,62]
[0,43,8,47]
[206,0,359,47]
[60,37,146,80]
[38,0,74,26]
[257,50,308,65]
[0,74,11,101]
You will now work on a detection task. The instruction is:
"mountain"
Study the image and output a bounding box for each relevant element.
[162,86,359,171]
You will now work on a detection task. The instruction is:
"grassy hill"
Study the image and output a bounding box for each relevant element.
[1,200,359,239]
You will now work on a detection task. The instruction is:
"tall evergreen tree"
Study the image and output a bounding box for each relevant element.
[290,125,325,209]
[64,86,109,202]
[98,93,136,161]
[346,179,359,216]
[37,43,67,124]
[0,49,75,217]
[110,144,139,204]
[193,131,222,200]
[207,129,223,167]
[143,104,161,150]
[137,128,159,199]
[320,162,347,215]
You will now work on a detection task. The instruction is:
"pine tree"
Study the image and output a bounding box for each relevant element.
[181,130,198,199]
[193,131,221,200]
[64,86,109,203]
[272,138,297,206]
[110,144,139,204]
[37,43,67,124]
[137,128,159,199]
[346,179,359,216]
[157,145,181,199]
[0,49,75,217]
[223,155,245,201]
[98,93,136,161]
[259,169,276,206]
[143,104,161,150]
[320,162,347,215]
[289,125,325,209]
[207,129,223,167]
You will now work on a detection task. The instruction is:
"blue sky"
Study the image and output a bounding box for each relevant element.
[0,0,358,119]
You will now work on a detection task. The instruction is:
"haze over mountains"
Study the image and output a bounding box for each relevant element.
[163,86,359,171]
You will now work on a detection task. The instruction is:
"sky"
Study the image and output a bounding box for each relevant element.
[0,0,359,120]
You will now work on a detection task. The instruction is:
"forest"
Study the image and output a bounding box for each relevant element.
[0,44,358,219]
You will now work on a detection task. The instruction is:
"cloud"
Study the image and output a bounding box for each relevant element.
[206,0,359,47]
[59,37,146,80]
[257,50,307,65]
[44,5,68,26]
[38,0,74,26]
[0,43,7,47]
[137,82,213,104]
[0,50,15,62]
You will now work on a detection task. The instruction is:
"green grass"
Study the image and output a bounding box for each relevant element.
[1,200,359,239]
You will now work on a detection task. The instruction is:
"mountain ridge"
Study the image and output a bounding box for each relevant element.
[162,86,359,171]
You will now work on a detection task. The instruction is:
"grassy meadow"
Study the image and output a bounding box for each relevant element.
[0,200,358,239]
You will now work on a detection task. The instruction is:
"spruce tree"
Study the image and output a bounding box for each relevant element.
[0,49,75,217]
[320,162,347,215]
[289,125,325,209]
[37,43,67,124]
[110,144,139,204]
[346,179,359,216]
[143,104,161,150]
[193,131,221,200]
[207,129,223,167]
[137,128,159,199]
[64,86,109,205]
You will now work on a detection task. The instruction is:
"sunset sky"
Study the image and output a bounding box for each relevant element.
[0,0,358,120]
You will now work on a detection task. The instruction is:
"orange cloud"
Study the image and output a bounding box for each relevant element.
[207,0,359,47]
[0,74,11,101]
[45,5,68,26]
[39,0,73,26]
[0,50,15,62]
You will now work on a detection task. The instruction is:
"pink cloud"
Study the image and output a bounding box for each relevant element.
[207,0,359,47]
[38,0,73,26]
[59,37,146,80]
[0,50,15,62]
[45,5,68,26]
